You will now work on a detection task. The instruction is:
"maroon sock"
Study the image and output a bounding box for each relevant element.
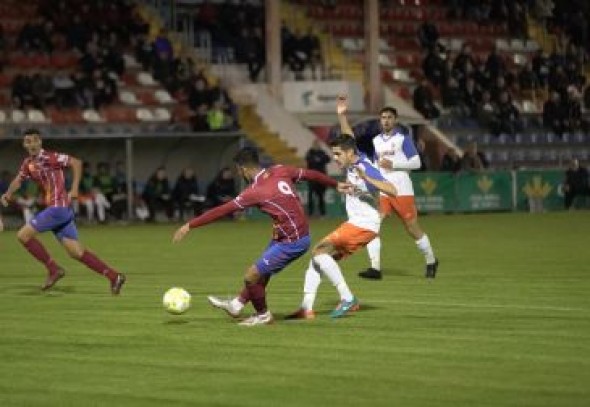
[238,286,250,304]
[22,238,60,274]
[79,250,118,282]
[238,276,269,304]
[247,282,267,314]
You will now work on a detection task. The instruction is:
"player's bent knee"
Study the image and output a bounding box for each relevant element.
[67,248,84,259]
[16,226,35,243]
[62,239,84,259]
[312,242,331,257]
[244,266,261,284]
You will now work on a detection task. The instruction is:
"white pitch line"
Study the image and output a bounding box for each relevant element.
[367,299,589,313]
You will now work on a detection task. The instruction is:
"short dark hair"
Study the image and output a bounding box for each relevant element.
[233,147,260,167]
[379,106,398,117]
[23,128,41,137]
[329,134,357,152]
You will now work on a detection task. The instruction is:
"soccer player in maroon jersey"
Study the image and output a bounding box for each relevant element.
[172,147,348,326]
[0,129,126,294]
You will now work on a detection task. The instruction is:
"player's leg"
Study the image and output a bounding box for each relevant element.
[56,214,126,294]
[294,224,364,318]
[236,265,274,326]
[208,239,275,318]
[210,236,311,325]
[312,240,356,306]
[208,265,269,320]
[16,208,66,290]
[394,196,438,278]
[285,243,330,320]
[240,237,310,325]
[321,223,376,317]
[359,196,391,280]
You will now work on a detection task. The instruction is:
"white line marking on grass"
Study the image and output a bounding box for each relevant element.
[368,299,588,313]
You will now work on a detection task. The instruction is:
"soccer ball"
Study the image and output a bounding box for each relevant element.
[163,287,191,315]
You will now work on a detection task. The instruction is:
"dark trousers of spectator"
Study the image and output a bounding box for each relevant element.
[176,198,204,220]
[55,88,77,108]
[565,188,590,209]
[111,194,127,220]
[286,54,306,80]
[308,182,326,216]
[247,58,264,82]
[145,195,173,221]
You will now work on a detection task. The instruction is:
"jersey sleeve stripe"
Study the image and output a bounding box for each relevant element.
[233,199,245,209]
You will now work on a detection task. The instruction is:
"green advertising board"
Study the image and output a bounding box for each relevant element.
[411,172,456,212]
[515,170,564,211]
[455,171,513,212]
[412,172,513,213]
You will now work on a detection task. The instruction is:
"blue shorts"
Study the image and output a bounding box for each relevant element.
[255,235,311,276]
[30,207,78,241]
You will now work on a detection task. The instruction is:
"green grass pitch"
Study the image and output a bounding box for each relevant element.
[1,212,589,407]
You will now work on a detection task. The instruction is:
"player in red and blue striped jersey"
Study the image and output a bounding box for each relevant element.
[172,147,348,326]
[1,129,126,294]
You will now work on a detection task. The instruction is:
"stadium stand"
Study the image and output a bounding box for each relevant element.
[288,0,589,169]
[0,0,238,134]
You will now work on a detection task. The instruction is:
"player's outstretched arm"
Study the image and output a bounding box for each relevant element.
[299,169,338,187]
[172,200,239,243]
[355,166,398,197]
[337,95,355,138]
[0,176,23,207]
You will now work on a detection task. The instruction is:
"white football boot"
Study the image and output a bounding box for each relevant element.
[238,311,274,326]
[207,296,240,318]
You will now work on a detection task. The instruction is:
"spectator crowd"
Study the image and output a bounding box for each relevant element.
[415,0,589,137]
[1,0,238,131]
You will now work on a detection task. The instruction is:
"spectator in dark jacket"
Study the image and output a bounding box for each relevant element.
[143,167,173,222]
[305,140,331,216]
[518,62,540,92]
[440,148,462,173]
[441,77,464,115]
[485,46,506,82]
[543,91,568,135]
[413,80,440,120]
[417,21,439,50]
[564,159,589,209]
[173,168,205,220]
[206,167,236,209]
[496,91,522,135]
[461,142,488,171]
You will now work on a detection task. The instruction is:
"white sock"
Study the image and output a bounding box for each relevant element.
[301,261,321,311]
[313,253,354,302]
[366,237,381,270]
[230,297,244,312]
[416,234,436,264]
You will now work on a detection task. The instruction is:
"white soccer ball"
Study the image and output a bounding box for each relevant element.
[163,287,191,314]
